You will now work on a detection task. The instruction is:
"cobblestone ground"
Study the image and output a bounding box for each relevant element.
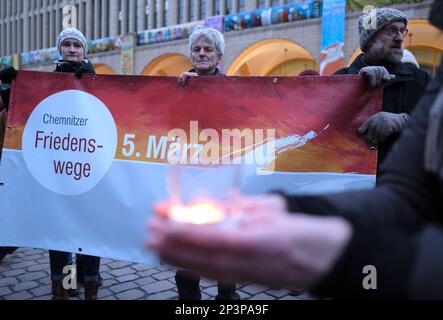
[0,247,314,300]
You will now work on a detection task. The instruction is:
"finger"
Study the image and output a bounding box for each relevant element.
[153,201,172,218]
[366,121,378,144]
[358,118,372,135]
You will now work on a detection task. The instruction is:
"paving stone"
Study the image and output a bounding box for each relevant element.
[131,264,152,272]
[37,277,52,285]
[0,287,12,296]
[18,271,47,282]
[99,271,113,280]
[202,285,218,297]
[152,270,176,281]
[108,267,134,277]
[116,274,140,283]
[142,280,175,293]
[22,254,43,261]
[116,289,145,300]
[10,261,37,269]
[0,276,19,286]
[137,268,159,277]
[4,291,33,300]
[147,290,178,300]
[97,288,113,299]
[108,261,134,269]
[12,280,40,292]
[102,279,119,287]
[30,284,52,297]
[265,288,290,298]
[3,268,27,277]
[241,284,268,295]
[109,281,138,294]
[27,264,50,272]
[135,276,156,287]
[247,293,276,300]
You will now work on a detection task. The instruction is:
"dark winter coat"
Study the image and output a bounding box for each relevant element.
[335,54,430,167]
[285,57,443,299]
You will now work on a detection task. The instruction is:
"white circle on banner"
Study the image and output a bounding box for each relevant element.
[22,90,117,195]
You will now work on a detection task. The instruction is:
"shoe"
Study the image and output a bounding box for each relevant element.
[0,247,17,262]
[215,291,241,301]
[68,287,79,297]
[84,281,99,300]
[51,280,69,300]
[288,290,304,296]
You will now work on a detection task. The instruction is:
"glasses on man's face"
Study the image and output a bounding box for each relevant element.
[382,26,408,38]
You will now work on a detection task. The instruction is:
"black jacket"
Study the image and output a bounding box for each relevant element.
[285,59,443,299]
[335,54,430,166]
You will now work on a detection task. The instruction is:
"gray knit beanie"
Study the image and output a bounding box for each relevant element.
[56,27,88,56]
[359,8,408,51]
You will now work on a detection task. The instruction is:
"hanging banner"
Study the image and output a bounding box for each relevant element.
[320,0,346,75]
[121,35,135,75]
[0,71,380,264]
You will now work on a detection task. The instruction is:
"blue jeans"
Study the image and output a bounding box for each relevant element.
[49,250,100,282]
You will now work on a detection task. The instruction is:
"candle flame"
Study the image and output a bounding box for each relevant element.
[169,202,225,224]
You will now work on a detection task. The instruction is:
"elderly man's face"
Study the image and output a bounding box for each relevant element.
[190,37,221,75]
[368,21,407,65]
[60,39,84,63]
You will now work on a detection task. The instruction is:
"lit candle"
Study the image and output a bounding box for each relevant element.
[169,202,225,224]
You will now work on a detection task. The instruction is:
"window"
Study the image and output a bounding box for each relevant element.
[199,0,206,19]
[214,0,220,15]
[226,0,232,15]
[239,0,245,12]
[190,0,195,21]
[257,0,266,9]
[178,0,184,23]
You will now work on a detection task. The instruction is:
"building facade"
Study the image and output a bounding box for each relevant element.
[0,0,441,77]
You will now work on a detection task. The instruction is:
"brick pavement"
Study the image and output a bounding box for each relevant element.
[0,247,314,300]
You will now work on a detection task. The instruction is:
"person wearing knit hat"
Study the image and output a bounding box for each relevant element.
[334,7,430,175]
[54,27,95,79]
[49,28,101,301]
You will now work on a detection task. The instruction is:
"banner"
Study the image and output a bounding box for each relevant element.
[320,0,346,75]
[0,71,381,264]
[224,0,321,32]
[121,35,135,75]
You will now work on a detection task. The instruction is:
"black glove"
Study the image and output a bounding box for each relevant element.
[55,59,95,79]
[55,60,78,73]
[0,66,17,84]
[358,111,410,144]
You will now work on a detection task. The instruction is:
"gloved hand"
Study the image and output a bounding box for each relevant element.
[55,59,95,79]
[359,66,396,87]
[0,66,17,84]
[178,72,198,86]
[358,111,410,144]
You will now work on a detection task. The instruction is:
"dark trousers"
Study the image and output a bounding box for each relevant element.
[175,269,236,300]
[49,250,100,282]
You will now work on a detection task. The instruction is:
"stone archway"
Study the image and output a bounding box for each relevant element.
[142,53,192,76]
[93,64,117,75]
[227,38,318,76]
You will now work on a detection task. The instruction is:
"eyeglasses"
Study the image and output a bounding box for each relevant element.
[382,26,408,37]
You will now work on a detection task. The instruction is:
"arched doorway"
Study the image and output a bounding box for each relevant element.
[227,39,318,76]
[93,64,117,75]
[405,19,443,75]
[142,54,192,76]
[347,20,443,75]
